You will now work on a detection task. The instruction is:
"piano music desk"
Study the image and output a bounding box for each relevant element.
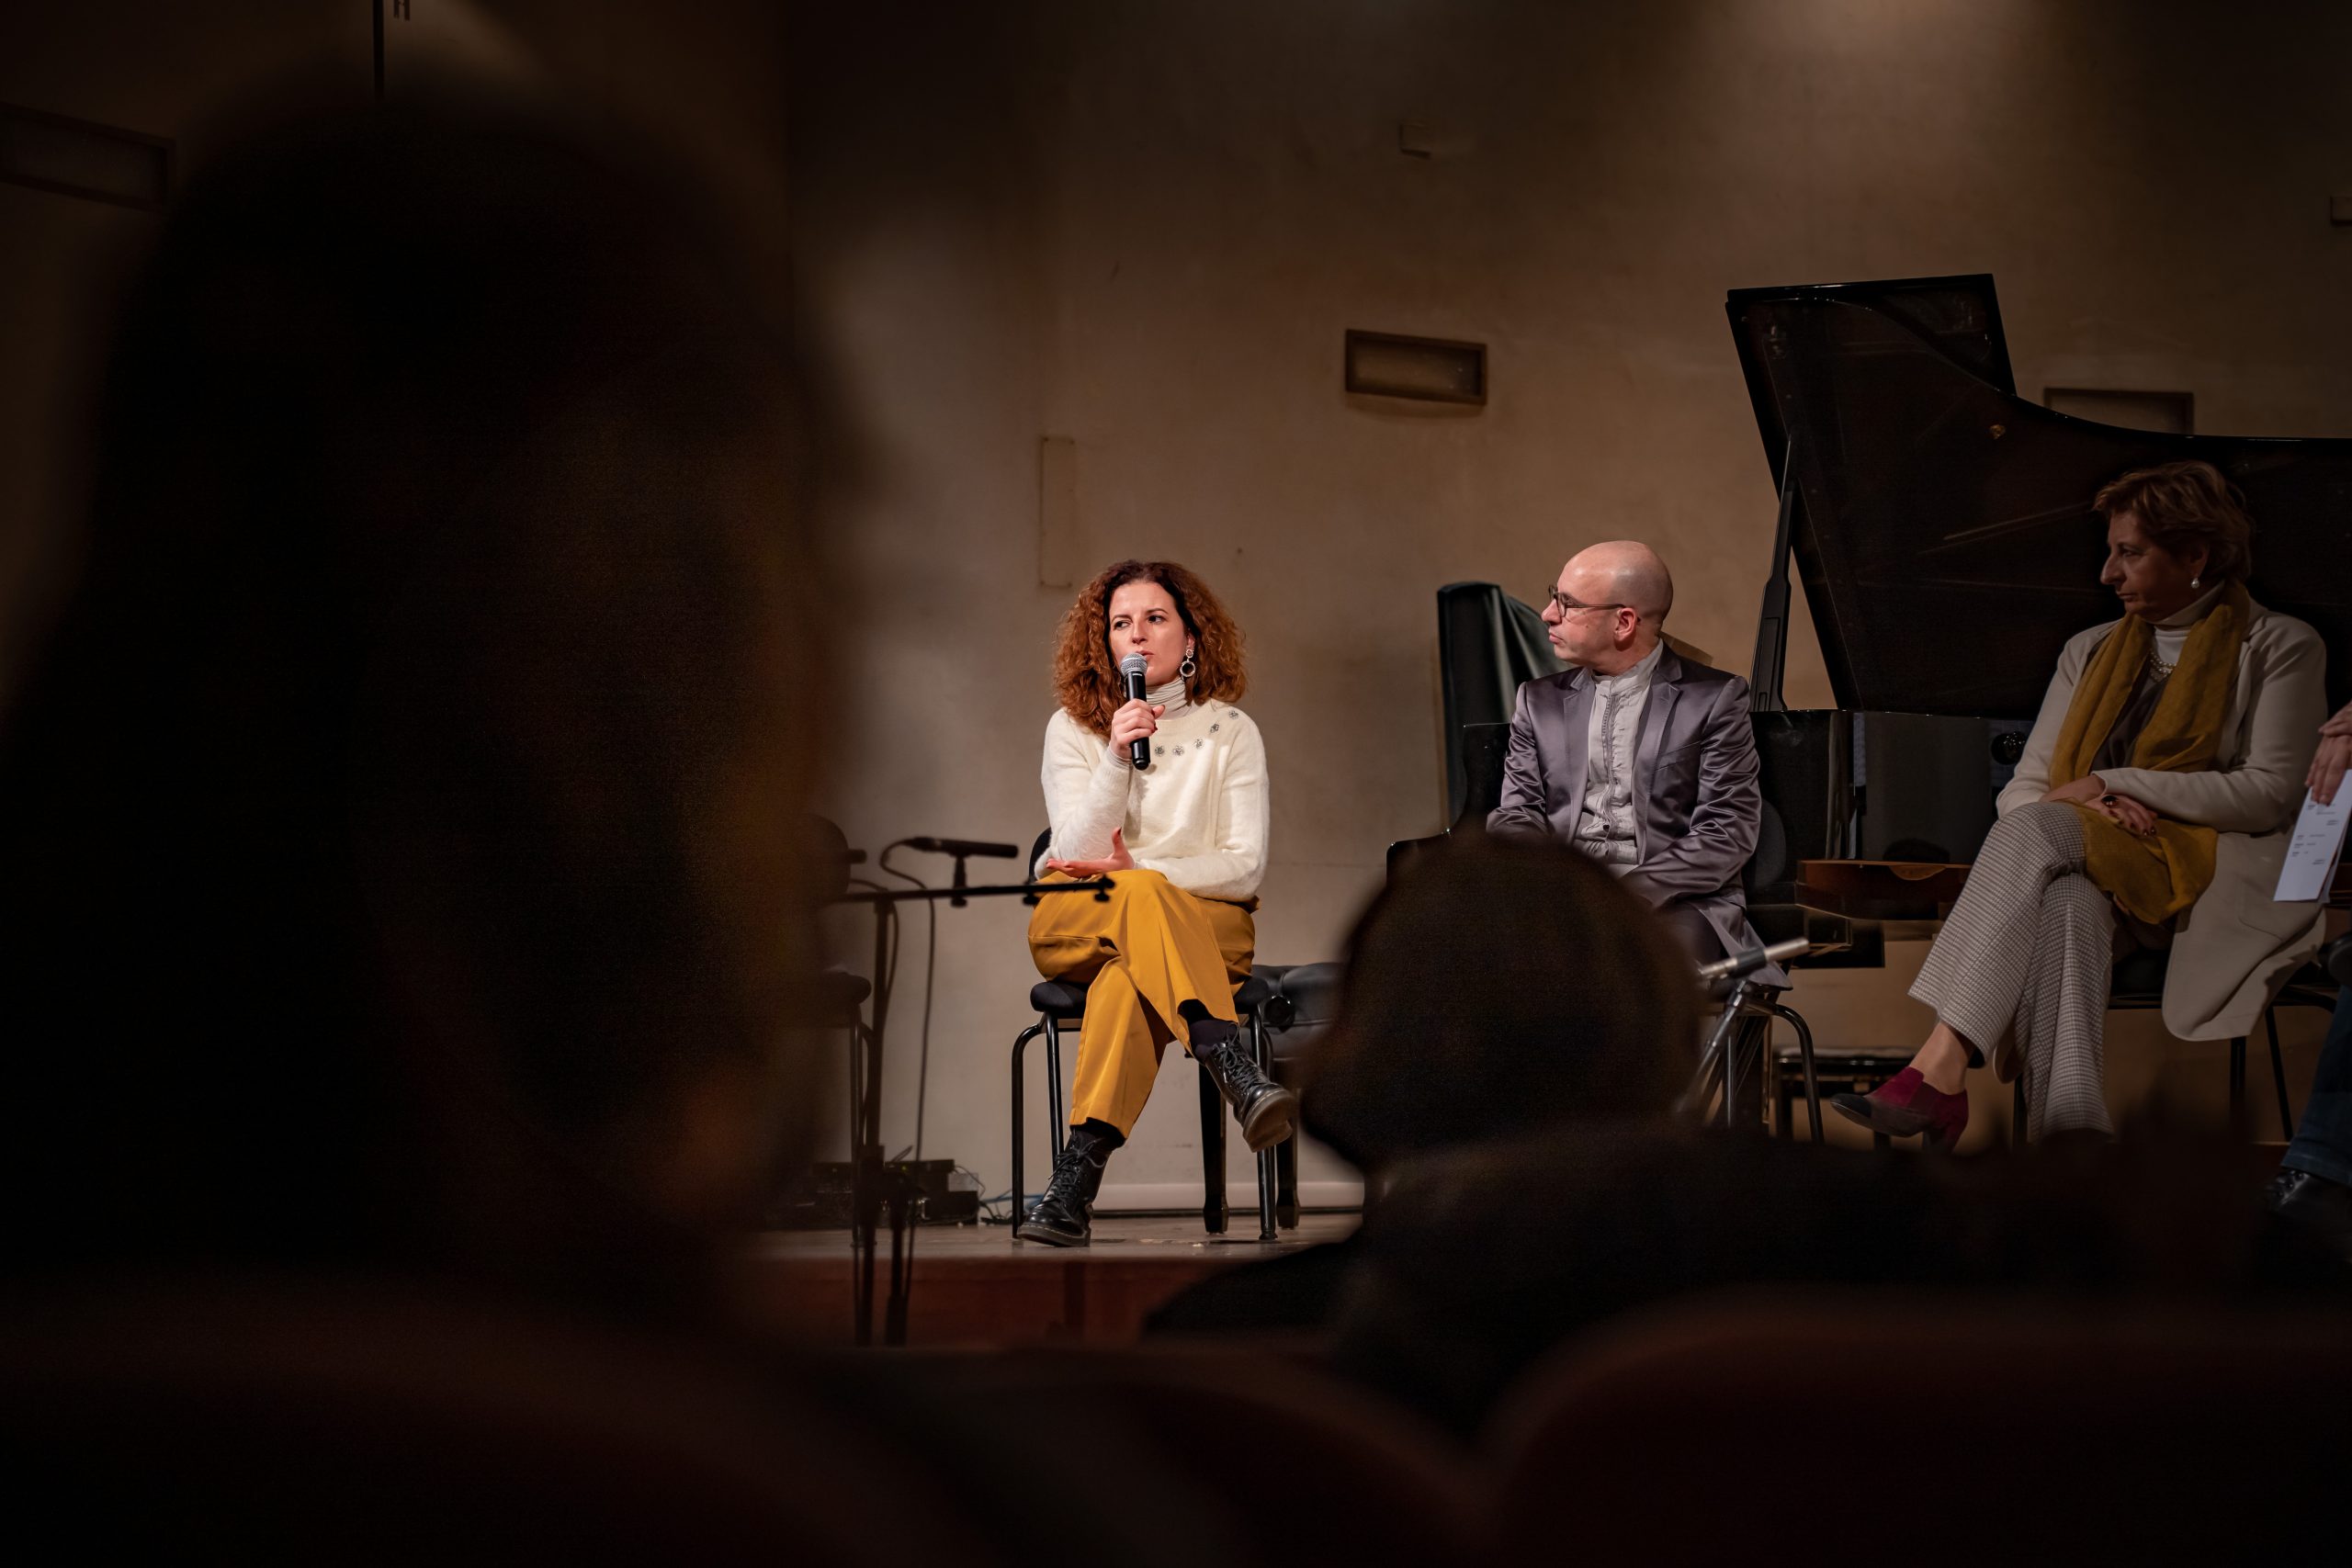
[1796,860,1970,942]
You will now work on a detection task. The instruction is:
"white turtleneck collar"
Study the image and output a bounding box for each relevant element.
[2149,581,2226,674]
[1148,676,1192,716]
[2155,582,2224,629]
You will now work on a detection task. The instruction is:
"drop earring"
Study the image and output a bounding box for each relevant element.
[1180,647,1197,680]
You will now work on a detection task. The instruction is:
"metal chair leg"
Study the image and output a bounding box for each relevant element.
[1762,1001,1824,1147]
[1250,1014,1279,1239]
[1011,1020,1047,1225]
[2266,1008,2295,1141]
[1794,1015,1824,1146]
[1275,1135,1300,1229]
[1046,1019,1067,1158]
[1197,1066,1228,1234]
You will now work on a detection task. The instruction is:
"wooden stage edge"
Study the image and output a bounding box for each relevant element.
[732,1213,1361,1348]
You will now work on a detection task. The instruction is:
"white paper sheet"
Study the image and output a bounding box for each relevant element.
[2274,788,2351,903]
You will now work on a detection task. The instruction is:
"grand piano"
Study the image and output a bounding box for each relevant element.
[1725,273,2352,949]
[1432,274,2352,946]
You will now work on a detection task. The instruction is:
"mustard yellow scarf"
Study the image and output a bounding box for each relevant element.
[2048,582,2248,924]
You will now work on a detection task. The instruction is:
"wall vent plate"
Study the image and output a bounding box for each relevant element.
[1344,329,1486,405]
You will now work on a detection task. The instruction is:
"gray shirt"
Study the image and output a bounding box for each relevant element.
[1572,640,1665,868]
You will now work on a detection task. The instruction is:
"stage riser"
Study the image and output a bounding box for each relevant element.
[738,1253,1226,1347]
[740,1214,1358,1347]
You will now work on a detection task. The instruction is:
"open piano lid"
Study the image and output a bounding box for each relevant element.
[1727,275,2352,717]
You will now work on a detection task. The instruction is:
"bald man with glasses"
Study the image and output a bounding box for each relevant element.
[1488,540,1781,986]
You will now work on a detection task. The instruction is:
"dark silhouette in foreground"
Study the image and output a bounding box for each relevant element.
[0,90,1274,1565]
[1155,835,1698,1334]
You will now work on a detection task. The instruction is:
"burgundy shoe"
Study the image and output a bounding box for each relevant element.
[1827,1066,1970,1148]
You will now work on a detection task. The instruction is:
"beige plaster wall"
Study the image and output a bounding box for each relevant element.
[6,2,2344,1209]
[791,0,2352,1200]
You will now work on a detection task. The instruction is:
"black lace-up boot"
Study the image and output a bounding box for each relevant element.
[1181,1000,1297,1153]
[1015,1121,1122,1247]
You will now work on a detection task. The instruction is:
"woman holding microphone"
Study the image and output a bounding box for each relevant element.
[1018,559,1290,1247]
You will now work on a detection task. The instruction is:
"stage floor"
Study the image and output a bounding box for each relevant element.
[735,1213,1359,1348]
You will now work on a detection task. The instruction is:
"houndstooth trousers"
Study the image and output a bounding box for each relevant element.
[1909,802,2115,1140]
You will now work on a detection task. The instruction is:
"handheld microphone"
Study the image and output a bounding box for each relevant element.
[905,837,1021,859]
[1695,937,1807,986]
[1118,652,1151,769]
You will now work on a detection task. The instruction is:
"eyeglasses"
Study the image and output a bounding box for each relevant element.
[1542,588,1631,618]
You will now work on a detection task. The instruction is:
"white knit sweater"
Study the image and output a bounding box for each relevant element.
[1037,681,1270,902]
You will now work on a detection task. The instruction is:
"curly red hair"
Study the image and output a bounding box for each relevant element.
[1051,559,1247,735]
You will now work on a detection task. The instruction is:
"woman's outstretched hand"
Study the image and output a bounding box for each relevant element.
[1045,827,1136,878]
[2310,700,2352,807]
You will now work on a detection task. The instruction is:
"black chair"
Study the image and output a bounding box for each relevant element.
[1729,993,1825,1142]
[1707,902,1827,1143]
[1252,961,1344,1227]
[1383,721,1511,875]
[1010,830,1284,1239]
[2007,945,2339,1144]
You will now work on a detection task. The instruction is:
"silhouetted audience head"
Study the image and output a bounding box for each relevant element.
[0,91,824,1313]
[1300,835,1699,1170]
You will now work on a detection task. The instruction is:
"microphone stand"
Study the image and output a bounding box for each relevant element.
[1676,938,1809,1128]
[1677,976,1779,1126]
[828,862,1111,1347]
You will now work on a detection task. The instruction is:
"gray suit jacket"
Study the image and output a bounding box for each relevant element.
[1487,649,1780,986]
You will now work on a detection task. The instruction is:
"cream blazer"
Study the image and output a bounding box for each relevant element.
[1996,597,2329,1041]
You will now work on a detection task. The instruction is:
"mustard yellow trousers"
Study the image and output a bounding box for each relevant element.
[1026,869,1255,1137]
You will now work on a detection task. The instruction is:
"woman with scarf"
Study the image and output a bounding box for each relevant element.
[1016,559,1292,1247]
[1831,461,2328,1145]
